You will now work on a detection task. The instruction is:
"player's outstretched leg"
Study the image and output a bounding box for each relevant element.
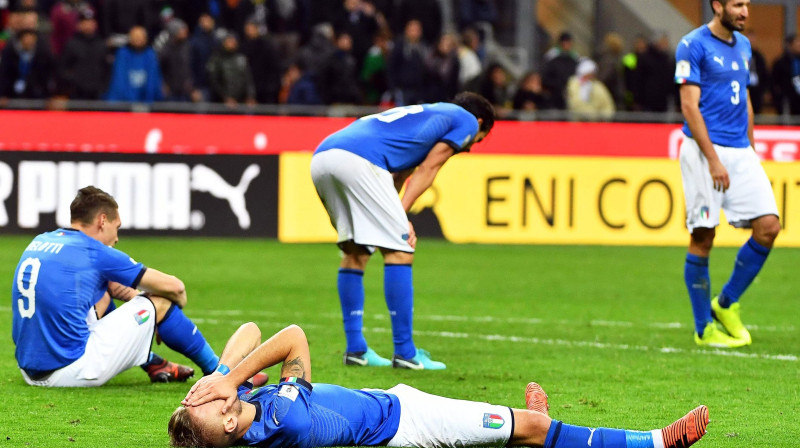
[155,301,220,375]
[660,405,709,448]
[525,382,549,416]
[142,353,194,383]
[533,406,708,448]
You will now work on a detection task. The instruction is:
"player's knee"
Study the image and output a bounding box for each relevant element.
[510,409,550,446]
[754,216,780,244]
[150,295,174,321]
[382,249,414,265]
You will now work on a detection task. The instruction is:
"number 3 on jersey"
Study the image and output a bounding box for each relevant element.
[361,105,424,123]
[730,80,740,105]
[16,257,41,318]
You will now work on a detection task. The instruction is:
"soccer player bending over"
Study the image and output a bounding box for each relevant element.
[675,0,780,348]
[11,186,265,387]
[171,322,709,448]
[310,92,496,370]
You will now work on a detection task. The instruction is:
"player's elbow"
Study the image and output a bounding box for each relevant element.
[165,276,187,307]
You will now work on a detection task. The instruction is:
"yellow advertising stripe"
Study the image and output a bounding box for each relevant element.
[279,152,800,247]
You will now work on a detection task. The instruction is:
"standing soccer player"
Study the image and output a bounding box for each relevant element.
[310,92,495,370]
[675,0,780,347]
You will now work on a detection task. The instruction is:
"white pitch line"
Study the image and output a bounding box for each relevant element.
[190,315,798,363]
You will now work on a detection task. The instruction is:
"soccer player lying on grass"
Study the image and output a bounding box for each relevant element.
[11,186,267,387]
[171,322,709,448]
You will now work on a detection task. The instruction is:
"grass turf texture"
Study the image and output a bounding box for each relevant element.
[1,236,798,447]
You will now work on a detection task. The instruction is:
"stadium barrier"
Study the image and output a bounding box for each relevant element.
[0,111,798,246]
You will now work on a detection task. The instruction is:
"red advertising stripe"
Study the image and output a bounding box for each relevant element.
[0,111,797,161]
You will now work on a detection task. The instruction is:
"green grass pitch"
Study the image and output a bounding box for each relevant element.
[1,236,798,447]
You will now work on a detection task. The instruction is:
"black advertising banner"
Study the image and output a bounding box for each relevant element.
[0,152,278,237]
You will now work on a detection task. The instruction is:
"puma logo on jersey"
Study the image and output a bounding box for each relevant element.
[713,56,724,67]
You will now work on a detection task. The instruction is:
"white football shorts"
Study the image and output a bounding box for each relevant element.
[386,384,513,448]
[20,295,156,387]
[679,136,778,233]
[310,149,414,253]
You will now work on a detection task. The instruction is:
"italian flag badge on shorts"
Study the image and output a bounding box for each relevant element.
[483,413,505,429]
[134,309,151,325]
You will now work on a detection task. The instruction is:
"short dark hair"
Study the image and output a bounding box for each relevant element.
[709,0,728,9]
[451,92,495,134]
[168,407,208,447]
[70,186,118,225]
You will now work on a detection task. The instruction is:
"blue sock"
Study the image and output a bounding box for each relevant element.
[384,264,416,359]
[338,268,367,353]
[719,237,770,308]
[140,352,163,369]
[545,420,657,448]
[684,254,711,336]
[157,304,219,375]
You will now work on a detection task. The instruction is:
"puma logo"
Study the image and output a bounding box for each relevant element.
[191,164,261,229]
[587,427,597,446]
[713,56,724,67]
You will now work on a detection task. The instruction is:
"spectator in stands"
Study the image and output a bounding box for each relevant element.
[391,0,442,45]
[332,0,380,73]
[241,18,281,104]
[360,29,391,105]
[541,31,578,109]
[158,18,193,102]
[206,31,256,107]
[771,33,800,116]
[566,58,615,121]
[479,62,512,117]
[102,0,155,44]
[104,25,163,102]
[457,26,483,91]
[424,33,459,102]
[296,22,336,83]
[57,8,108,99]
[265,0,308,64]
[49,0,92,56]
[387,18,427,105]
[189,13,217,102]
[622,34,648,110]
[317,31,363,104]
[0,28,53,101]
[215,0,254,38]
[637,32,674,112]
[512,71,551,111]
[595,32,625,109]
[746,29,769,114]
[280,60,322,105]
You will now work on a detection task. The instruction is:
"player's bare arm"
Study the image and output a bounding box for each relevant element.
[747,92,755,147]
[392,168,415,192]
[137,268,187,308]
[680,84,730,191]
[107,281,140,301]
[400,142,455,212]
[183,324,310,412]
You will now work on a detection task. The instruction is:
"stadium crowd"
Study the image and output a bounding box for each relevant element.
[0,0,797,117]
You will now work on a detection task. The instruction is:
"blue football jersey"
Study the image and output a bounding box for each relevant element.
[314,103,479,172]
[240,378,401,448]
[11,229,146,373]
[675,25,752,148]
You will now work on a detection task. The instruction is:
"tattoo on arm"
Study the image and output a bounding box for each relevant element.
[108,283,139,301]
[281,357,306,380]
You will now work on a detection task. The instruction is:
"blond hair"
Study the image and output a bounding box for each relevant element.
[168,406,208,447]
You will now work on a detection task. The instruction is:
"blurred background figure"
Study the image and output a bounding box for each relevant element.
[424,32,459,102]
[622,34,648,111]
[772,33,800,116]
[360,28,391,105]
[317,30,363,104]
[541,31,578,110]
[48,0,93,57]
[479,62,512,117]
[388,18,427,106]
[57,8,108,100]
[280,60,322,105]
[241,18,281,104]
[512,70,551,111]
[189,13,217,102]
[746,29,770,114]
[457,26,482,91]
[158,18,193,102]
[637,32,674,112]
[206,31,256,107]
[104,25,163,102]
[595,32,625,109]
[566,58,615,121]
[0,28,53,102]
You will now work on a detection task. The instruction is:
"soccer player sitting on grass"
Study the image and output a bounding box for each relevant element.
[171,322,709,448]
[11,186,266,387]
